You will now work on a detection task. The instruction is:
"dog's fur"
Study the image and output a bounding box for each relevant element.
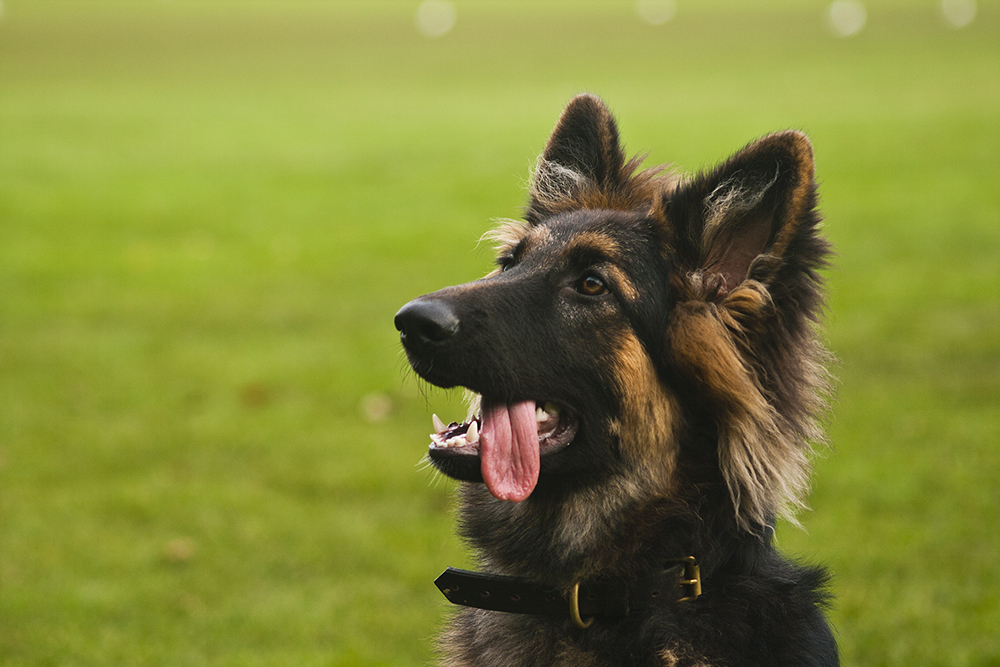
[396,94,837,666]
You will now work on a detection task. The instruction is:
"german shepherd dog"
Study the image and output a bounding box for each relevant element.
[395,94,837,666]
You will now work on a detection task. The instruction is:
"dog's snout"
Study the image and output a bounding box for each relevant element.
[395,298,460,350]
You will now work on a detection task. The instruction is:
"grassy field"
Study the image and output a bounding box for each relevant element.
[1,1,998,665]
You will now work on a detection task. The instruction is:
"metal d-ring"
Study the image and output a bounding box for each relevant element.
[569,582,594,629]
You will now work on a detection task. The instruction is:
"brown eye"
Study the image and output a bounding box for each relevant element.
[578,274,607,296]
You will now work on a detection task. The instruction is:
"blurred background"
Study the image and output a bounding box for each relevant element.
[1,1,997,665]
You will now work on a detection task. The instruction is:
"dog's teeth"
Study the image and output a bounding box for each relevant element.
[431,433,446,447]
[535,402,561,433]
[445,436,465,448]
[432,414,447,433]
[466,420,479,444]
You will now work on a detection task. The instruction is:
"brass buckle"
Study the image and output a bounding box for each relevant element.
[568,582,594,629]
[666,556,702,602]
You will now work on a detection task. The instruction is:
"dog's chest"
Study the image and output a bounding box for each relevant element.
[440,608,713,667]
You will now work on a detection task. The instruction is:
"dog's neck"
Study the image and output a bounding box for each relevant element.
[456,480,769,589]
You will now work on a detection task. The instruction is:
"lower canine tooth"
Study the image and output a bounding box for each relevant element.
[432,414,446,433]
[466,420,479,444]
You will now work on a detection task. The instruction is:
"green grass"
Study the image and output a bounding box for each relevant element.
[1,1,998,664]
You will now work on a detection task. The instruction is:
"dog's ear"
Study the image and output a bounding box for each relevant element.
[659,132,828,532]
[657,130,817,297]
[525,94,631,222]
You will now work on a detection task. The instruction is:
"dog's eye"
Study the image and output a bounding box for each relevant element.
[577,274,608,296]
[498,255,514,272]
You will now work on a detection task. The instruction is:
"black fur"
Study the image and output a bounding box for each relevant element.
[396,94,837,666]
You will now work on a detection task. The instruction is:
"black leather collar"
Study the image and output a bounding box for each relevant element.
[435,557,701,628]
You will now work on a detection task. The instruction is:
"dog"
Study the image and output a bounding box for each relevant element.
[395,94,837,666]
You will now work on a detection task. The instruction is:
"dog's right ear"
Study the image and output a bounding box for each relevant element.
[525,94,631,222]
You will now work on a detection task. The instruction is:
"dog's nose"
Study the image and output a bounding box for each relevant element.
[394,298,460,350]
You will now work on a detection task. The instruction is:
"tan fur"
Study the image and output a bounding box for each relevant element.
[659,643,713,667]
[722,280,773,321]
[766,131,816,261]
[562,230,621,260]
[604,264,639,301]
[611,332,680,494]
[648,190,679,251]
[668,298,812,529]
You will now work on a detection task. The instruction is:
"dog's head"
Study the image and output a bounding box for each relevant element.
[396,95,829,531]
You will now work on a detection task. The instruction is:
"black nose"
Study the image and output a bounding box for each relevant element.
[394,298,460,350]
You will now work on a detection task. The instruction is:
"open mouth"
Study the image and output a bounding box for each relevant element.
[428,399,577,502]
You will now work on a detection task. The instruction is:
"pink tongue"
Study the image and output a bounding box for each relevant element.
[479,400,540,502]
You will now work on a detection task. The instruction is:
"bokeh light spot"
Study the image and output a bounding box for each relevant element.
[415,0,457,39]
[941,0,977,28]
[827,0,867,38]
[637,0,677,26]
[360,393,393,423]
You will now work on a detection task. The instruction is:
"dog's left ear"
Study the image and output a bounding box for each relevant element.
[525,94,633,222]
[656,130,817,296]
[658,131,827,531]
